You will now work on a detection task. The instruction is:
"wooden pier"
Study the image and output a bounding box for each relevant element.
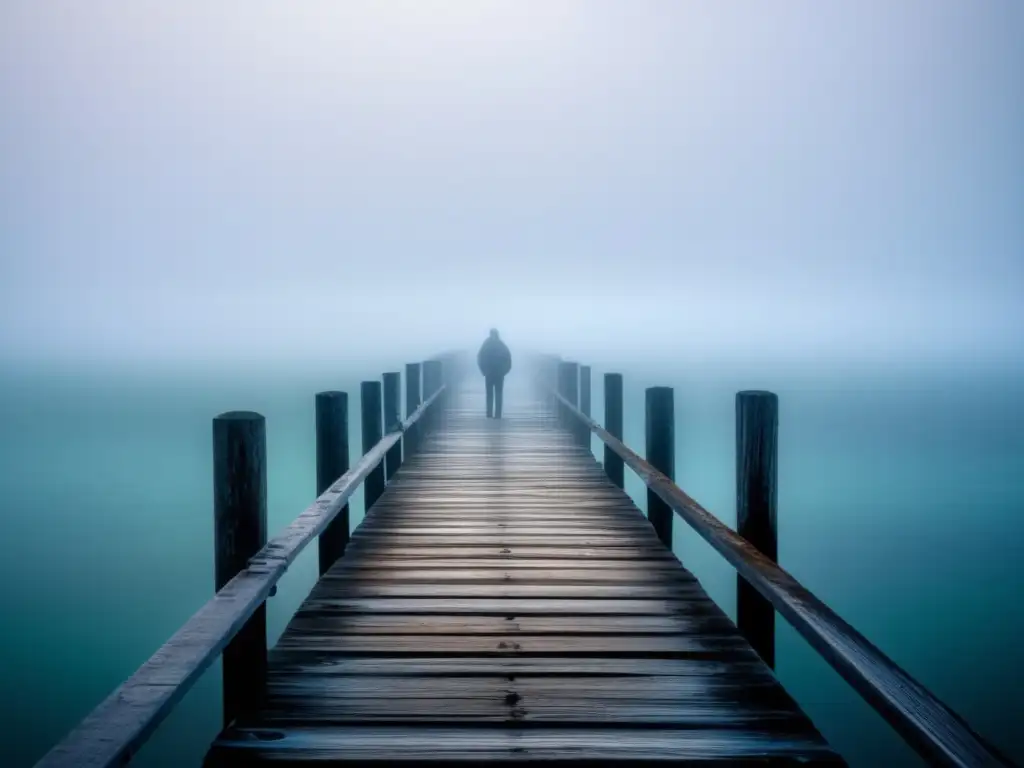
[36,352,1015,767]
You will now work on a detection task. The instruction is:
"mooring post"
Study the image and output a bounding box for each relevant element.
[423,359,443,433]
[552,356,563,417]
[548,356,557,415]
[315,391,349,576]
[556,361,578,435]
[383,371,402,481]
[566,362,580,444]
[361,381,385,511]
[736,390,779,668]
[579,365,592,450]
[645,387,675,550]
[545,355,560,416]
[405,362,422,457]
[213,411,268,727]
[604,373,624,488]
[580,365,592,419]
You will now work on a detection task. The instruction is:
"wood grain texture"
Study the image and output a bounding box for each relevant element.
[207,382,843,766]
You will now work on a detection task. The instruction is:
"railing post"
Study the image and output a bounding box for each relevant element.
[557,361,578,437]
[736,390,779,668]
[361,381,385,511]
[545,355,560,416]
[579,365,592,450]
[552,356,562,417]
[604,373,624,488]
[580,365,591,418]
[213,411,268,727]
[405,362,422,457]
[645,387,675,550]
[423,359,443,434]
[383,371,402,481]
[315,392,349,575]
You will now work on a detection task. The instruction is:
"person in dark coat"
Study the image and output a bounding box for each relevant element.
[477,329,512,418]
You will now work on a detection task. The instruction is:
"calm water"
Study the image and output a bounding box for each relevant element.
[1,359,1021,766]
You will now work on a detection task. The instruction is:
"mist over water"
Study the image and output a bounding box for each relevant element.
[1,1,1022,765]
[1,356,1022,766]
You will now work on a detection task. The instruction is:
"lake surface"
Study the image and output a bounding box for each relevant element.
[1,358,1021,766]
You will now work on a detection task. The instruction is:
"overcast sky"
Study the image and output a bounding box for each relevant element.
[1,1,1021,368]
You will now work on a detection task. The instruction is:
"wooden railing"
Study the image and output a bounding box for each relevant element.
[34,353,464,768]
[532,353,1014,768]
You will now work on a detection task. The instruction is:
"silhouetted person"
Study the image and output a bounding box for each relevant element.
[477,329,512,418]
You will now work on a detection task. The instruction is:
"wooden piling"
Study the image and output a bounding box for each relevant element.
[557,361,579,439]
[545,355,562,415]
[736,390,779,668]
[549,356,560,413]
[315,391,349,576]
[580,365,592,418]
[383,372,402,481]
[604,373,624,488]
[361,381,385,511]
[645,387,675,550]
[213,411,268,727]
[580,365,592,450]
[423,359,443,432]
[405,362,422,457]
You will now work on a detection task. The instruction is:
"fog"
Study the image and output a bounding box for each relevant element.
[1,1,1021,368]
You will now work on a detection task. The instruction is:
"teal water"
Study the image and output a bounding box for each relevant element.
[1,360,1021,766]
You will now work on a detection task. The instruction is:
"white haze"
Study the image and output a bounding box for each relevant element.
[1,1,1021,368]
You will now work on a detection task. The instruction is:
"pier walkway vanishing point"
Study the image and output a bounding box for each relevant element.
[36,353,1015,767]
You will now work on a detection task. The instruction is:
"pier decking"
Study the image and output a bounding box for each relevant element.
[205,383,841,765]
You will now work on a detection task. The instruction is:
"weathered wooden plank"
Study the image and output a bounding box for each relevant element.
[341,546,676,560]
[207,725,844,764]
[280,614,736,635]
[347,535,670,548]
[262,673,786,693]
[270,634,756,657]
[290,598,701,616]
[354,526,656,537]
[311,585,720,606]
[248,701,807,727]
[358,512,650,523]
[332,559,685,571]
[259,656,770,678]
[316,568,694,585]
[350,535,660,546]
[260,675,789,698]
